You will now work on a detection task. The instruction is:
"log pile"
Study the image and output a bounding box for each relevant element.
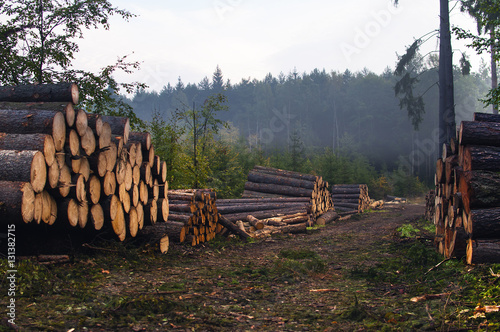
[433,112,500,264]
[242,166,333,219]
[165,189,222,246]
[0,83,171,249]
[331,184,370,213]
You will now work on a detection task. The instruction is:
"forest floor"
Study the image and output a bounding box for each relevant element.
[1,201,500,331]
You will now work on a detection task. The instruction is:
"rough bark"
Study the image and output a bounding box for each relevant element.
[0,150,46,193]
[0,83,79,104]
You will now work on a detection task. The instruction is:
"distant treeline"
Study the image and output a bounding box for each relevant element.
[125,65,490,183]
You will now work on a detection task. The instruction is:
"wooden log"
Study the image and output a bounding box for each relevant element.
[127,206,139,238]
[281,214,310,225]
[316,210,339,226]
[159,235,169,254]
[223,206,308,223]
[87,113,103,137]
[279,222,308,234]
[253,165,318,182]
[473,112,500,122]
[331,187,364,195]
[78,200,89,229]
[98,122,112,149]
[130,183,139,208]
[0,83,79,104]
[0,101,75,127]
[466,238,500,264]
[111,202,126,241]
[88,151,107,178]
[78,157,90,182]
[0,150,46,193]
[218,214,251,240]
[217,197,310,205]
[115,150,127,186]
[145,199,158,225]
[118,182,131,214]
[246,215,265,230]
[128,131,151,150]
[0,133,56,167]
[333,202,359,210]
[0,181,35,223]
[459,121,500,146]
[462,145,500,172]
[136,202,144,230]
[47,162,60,189]
[459,170,500,214]
[58,198,79,227]
[70,173,86,203]
[80,127,96,156]
[159,160,167,184]
[0,109,66,151]
[158,198,169,222]
[247,170,316,189]
[102,171,116,197]
[75,109,88,137]
[101,115,130,145]
[435,158,445,183]
[57,165,72,198]
[65,129,80,157]
[139,180,148,205]
[468,208,500,239]
[331,194,363,200]
[244,181,313,197]
[102,194,120,221]
[104,142,117,173]
[90,203,104,230]
[217,202,308,215]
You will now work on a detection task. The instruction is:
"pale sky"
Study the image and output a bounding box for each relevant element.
[73,0,485,93]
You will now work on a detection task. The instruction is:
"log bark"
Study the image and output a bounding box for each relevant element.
[58,198,79,227]
[247,170,316,189]
[462,145,500,172]
[223,206,308,223]
[158,198,169,222]
[75,109,88,137]
[217,202,308,215]
[0,109,66,151]
[101,115,130,145]
[244,181,313,197]
[128,131,151,150]
[0,181,35,223]
[473,112,500,122]
[218,214,251,240]
[459,121,500,146]
[459,170,500,214]
[0,101,75,127]
[217,197,310,205]
[316,210,339,226]
[253,165,318,182]
[127,206,139,238]
[111,202,126,241]
[466,238,500,264]
[468,208,500,239]
[0,150,46,193]
[0,133,56,167]
[0,83,79,104]
[90,203,104,230]
[246,215,265,230]
[87,113,103,137]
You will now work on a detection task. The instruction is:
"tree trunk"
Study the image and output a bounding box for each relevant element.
[316,210,339,226]
[244,181,313,197]
[0,83,79,104]
[0,150,46,193]
[128,131,151,151]
[459,121,500,146]
[0,133,56,167]
[253,165,318,182]
[101,115,130,145]
[217,197,310,205]
[90,203,104,230]
[468,208,500,239]
[75,109,88,137]
[473,112,500,122]
[217,202,308,215]
[223,206,308,223]
[459,170,500,214]
[0,181,35,223]
[466,238,500,264]
[0,101,75,127]
[217,214,251,240]
[0,109,66,151]
[462,145,500,172]
[247,171,316,189]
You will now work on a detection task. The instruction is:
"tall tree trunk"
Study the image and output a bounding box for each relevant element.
[439,0,456,155]
[491,29,498,114]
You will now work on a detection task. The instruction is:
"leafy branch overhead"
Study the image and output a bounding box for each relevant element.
[0,0,146,128]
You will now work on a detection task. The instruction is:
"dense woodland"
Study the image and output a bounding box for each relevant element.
[124,61,491,198]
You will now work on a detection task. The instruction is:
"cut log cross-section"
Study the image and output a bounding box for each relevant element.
[0,181,35,223]
[0,150,46,193]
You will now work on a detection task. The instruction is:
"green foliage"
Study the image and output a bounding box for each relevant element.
[0,0,146,128]
[397,224,420,238]
[391,167,429,197]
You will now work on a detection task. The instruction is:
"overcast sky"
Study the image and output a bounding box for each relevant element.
[73,0,485,92]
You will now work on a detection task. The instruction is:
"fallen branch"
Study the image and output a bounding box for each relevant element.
[410,293,451,302]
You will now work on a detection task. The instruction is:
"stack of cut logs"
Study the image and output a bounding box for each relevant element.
[331,184,370,214]
[242,166,333,219]
[0,83,170,248]
[164,189,222,246]
[434,112,500,264]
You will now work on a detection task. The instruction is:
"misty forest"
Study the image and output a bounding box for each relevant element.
[125,61,491,198]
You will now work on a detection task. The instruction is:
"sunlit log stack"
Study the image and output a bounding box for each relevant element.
[331,184,370,214]
[0,83,171,248]
[434,112,500,264]
[164,189,222,246]
[242,166,333,220]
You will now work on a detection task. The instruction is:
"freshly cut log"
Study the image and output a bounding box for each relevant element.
[70,173,86,203]
[253,165,317,182]
[152,155,161,177]
[247,171,316,189]
[87,113,103,137]
[468,208,500,239]
[244,181,313,197]
[141,162,152,186]
[111,135,124,156]
[88,151,107,178]
[130,184,139,207]
[0,109,66,151]
[459,170,500,214]
[279,222,308,234]
[102,171,116,197]
[66,129,80,157]
[115,151,127,185]
[142,221,186,243]
[149,178,160,200]
[331,187,364,195]
[90,203,104,230]
[40,191,52,224]
[158,198,169,222]
[136,202,144,230]
[0,101,75,127]
[246,215,265,230]
[159,235,169,254]
[217,202,308,215]
[0,150,46,193]
[80,127,96,156]
[126,142,137,168]
[145,199,158,224]
[217,197,310,205]
[98,122,112,149]
[87,175,101,205]
[462,145,500,172]
[101,115,130,145]
[0,133,56,167]
[333,202,359,210]
[132,165,140,185]
[118,183,131,213]
[0,83,79,104]
[104,142,117,172]
[111,202,126,241]
[240,190,284,198]
[124,162,133,191]
[47,162,60,189]
[78,157,90,181]
[168,212,192,224]
[466,238,500,264]
[159,161,167,184]
[139,180,148,205]
[0,181,35,223]
[128,132,151,150]
[102,194,120,221]
[436,158,445,183]
[218,214,251,240]
[316,210,339,226]
[75,109,88,137]
[459,121,500,146]
[223,206,308,223]
[58,198,79,227]
[127,206,139,238]
[473,112,500,122]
